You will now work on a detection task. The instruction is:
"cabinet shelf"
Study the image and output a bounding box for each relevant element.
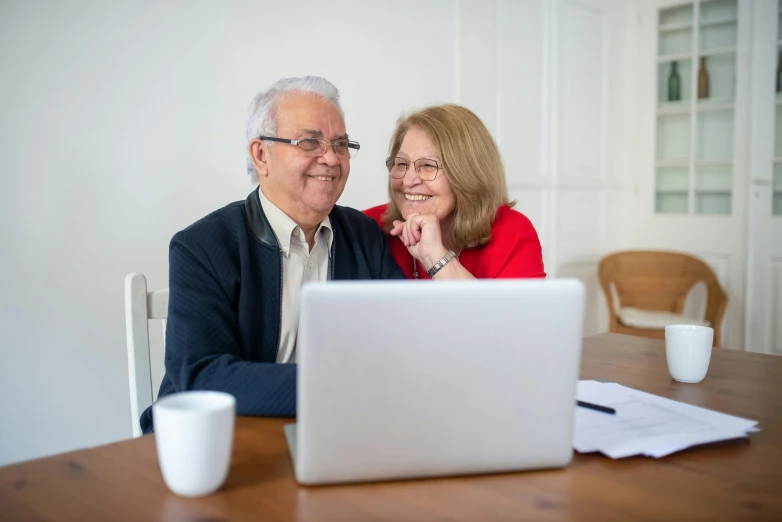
[657,100,734,115]
[699,46,737,57]
[697,99,734,112]
[655,160,732,168]
[657,102,690,115]
[700,17,737,28]
[658,46,734,61]
[696,159,732,166]
[654,189,733,196]
[695,189,731,194]
[659,22,692,33]
[658,52,692,63]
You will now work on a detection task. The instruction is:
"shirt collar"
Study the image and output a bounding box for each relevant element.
[257,187,333,258]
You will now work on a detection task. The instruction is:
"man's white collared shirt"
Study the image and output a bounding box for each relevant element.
[257,187,332,363]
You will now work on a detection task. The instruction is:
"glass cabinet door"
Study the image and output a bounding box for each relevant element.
[775,2,782,215]
[656,0,737,215]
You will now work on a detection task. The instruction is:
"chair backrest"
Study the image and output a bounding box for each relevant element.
[124,273,168,438]
[598,250,728,343]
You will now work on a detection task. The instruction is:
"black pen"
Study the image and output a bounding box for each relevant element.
[577,400,616,415]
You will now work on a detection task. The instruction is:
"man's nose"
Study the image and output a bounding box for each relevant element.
[317,145,341,167]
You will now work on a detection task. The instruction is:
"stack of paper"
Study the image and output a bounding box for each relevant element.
[574,380,759,459]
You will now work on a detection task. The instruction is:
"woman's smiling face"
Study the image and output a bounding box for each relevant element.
[390,125,456,223]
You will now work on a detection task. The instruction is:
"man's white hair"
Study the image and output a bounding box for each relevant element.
[245,76,343,181]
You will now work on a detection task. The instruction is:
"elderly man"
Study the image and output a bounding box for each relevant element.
[140,76,404,434]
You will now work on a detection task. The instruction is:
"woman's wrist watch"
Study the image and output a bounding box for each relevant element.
[426,250,457,278]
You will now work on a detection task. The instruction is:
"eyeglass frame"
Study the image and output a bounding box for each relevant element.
[258,136,360,158]
[385,156,444,181]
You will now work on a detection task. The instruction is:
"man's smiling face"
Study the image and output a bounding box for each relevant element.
[258,92,350,228]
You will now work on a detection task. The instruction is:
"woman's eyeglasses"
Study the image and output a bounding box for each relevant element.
[385,156,442,181]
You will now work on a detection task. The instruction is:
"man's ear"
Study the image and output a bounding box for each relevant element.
[248,138,269,178]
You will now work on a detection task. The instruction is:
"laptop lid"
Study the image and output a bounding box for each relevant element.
[292,278,585,485]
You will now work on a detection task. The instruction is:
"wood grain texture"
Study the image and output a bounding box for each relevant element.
[1,333,780,521]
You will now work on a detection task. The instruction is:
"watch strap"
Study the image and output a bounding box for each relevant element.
[426,250,457,278]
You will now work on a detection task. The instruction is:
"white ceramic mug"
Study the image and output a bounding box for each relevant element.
[153,391,236,497]
[664,324,714,383]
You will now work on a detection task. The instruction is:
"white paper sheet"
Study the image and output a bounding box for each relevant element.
[574,381,758,459]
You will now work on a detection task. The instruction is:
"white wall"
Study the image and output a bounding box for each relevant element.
[0,0,462,466]
[0,0,632,466]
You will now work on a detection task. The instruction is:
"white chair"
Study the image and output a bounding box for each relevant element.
[124,273,169,437]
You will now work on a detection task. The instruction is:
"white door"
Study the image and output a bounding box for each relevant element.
[745,0,782,355]
[458,0,633,336]
[548,0,635,335]
[634,0,750,349]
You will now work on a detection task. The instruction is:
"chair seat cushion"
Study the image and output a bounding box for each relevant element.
[618,307,711,330]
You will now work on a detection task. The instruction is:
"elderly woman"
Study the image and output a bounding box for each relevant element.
[364,104,545,280]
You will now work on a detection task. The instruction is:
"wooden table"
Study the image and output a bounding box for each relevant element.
[2,333,781,521]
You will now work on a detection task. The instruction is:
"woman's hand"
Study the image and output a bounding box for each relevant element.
[390,213,448,270]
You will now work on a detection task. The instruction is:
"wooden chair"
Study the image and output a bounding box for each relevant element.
[124,273,168,438]
[598,251,728,347]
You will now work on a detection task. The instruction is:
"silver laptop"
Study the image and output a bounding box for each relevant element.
[285,278,585,485]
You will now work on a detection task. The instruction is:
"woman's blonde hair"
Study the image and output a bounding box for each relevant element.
[382,104,514,249]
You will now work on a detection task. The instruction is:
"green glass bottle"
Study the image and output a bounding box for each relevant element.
[668,61,681,102]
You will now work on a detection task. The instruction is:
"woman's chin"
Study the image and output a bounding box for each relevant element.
[399,200,433,218]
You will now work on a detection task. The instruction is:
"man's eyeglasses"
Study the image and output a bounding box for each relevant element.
[386,156,443,181]
[259,136,360,158]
